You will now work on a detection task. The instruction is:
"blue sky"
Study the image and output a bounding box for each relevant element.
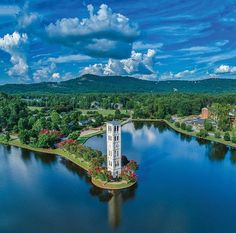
[0,0,236,84]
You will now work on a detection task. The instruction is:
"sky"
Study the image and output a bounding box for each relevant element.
[0,0,236,84]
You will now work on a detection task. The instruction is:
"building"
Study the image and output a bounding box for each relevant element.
[229,112,236,125]
[107,121,122,178]
[201,107,209,119]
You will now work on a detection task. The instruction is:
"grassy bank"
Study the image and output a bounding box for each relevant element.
[133,118,236,148]
[0,137,135,190]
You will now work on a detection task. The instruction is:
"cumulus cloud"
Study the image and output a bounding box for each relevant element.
[214,65,236,74]
[0,32,29,81]
[175,69,196,78]
[81,49,156,79]
[51,72,60,79]
[46,4,139,59]
[160,69,196,80]
[33,62,56,82]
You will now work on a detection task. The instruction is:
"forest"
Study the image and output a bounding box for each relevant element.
[1,92,236,147]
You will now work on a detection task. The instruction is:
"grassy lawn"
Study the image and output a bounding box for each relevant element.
[92,177,136,190]
[79,109,131,116]
[78,130,104,144]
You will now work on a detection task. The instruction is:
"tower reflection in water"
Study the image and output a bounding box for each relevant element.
[108,191,122,229]
[107,185,137,229]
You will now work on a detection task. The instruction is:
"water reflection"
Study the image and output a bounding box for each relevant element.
[230,149,236,164]
[2,122,236,233]
[206,143,228,161]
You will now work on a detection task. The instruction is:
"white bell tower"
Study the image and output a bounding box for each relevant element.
[107,121,122,178]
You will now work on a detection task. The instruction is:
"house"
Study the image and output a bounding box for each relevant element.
[201,107,209,119]
[90,101,100,109]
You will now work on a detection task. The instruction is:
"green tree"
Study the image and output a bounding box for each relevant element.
[214,131,221,139]
[197,129,208,138]
[204,120,213,131]
[224,132,231,141]
[68,131,81,140]
[5,132,10,142]
[186,125,192,132]
[180,122,186,130]
[175,122,180,128]
[19,130,30,144]
[51,111,61,129]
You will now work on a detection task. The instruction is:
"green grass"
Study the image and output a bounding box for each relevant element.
[92,177,136,190]
[79,109,131,116]
[78,130,105,144]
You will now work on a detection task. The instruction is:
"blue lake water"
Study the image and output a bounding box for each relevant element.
[1,122,236,233]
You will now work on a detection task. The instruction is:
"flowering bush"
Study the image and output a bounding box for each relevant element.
[121,166,137,183]
[58,139,76,148]
[126,160,139,171]
[40,129,63,137]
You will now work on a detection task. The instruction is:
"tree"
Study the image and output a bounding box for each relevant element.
[197,129,208,138]
[180,122,186,130]
[186,125,192,132]
[5,132,10,142]
[68,131,81,140]
[224,132,230,141]
[231,135,236,143]
[214,131,221,139]
[51,111,61,129]
[204,120,213,131]
[175,122,180,128]
[19,130,30,144]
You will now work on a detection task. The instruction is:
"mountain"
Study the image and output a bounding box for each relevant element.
[0,74,235,94]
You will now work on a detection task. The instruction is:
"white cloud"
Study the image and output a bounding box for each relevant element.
[45,4,139,59]
[159,69,196,80]
[215,40,229,47]
[48,54,91,63]
[180,46,221,55]
[46,4,138,40]
[0,5,20,16]
[33,62,56,82]
[51,72,60,79]
[0,32,29,81]
[214,65,236,74]
[133,41,163,50]
[175,69,196,78]
[81,49,156,79]
[17,2,40,29]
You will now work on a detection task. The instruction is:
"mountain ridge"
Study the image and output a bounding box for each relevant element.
[0,74,235,94]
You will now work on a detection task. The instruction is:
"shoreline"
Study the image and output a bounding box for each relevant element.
[1,117,234,191]
[132,118,236,148]
[0,137,136,190]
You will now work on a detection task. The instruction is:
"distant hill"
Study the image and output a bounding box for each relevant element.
[0,74,236,94]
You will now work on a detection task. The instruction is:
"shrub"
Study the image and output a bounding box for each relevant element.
[180,122,186,130]
[224,132,231,141]
[197,129,208,138]
[214,131,221,139]
[186,125,192,132]
[175,122,180,128]
[68,131,80,140]
[204,120,213,131]
[231,136,236,143]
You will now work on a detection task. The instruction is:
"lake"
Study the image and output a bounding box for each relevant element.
[1,122,236,233]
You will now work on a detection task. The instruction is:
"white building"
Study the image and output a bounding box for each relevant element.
[107,121,122,178]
